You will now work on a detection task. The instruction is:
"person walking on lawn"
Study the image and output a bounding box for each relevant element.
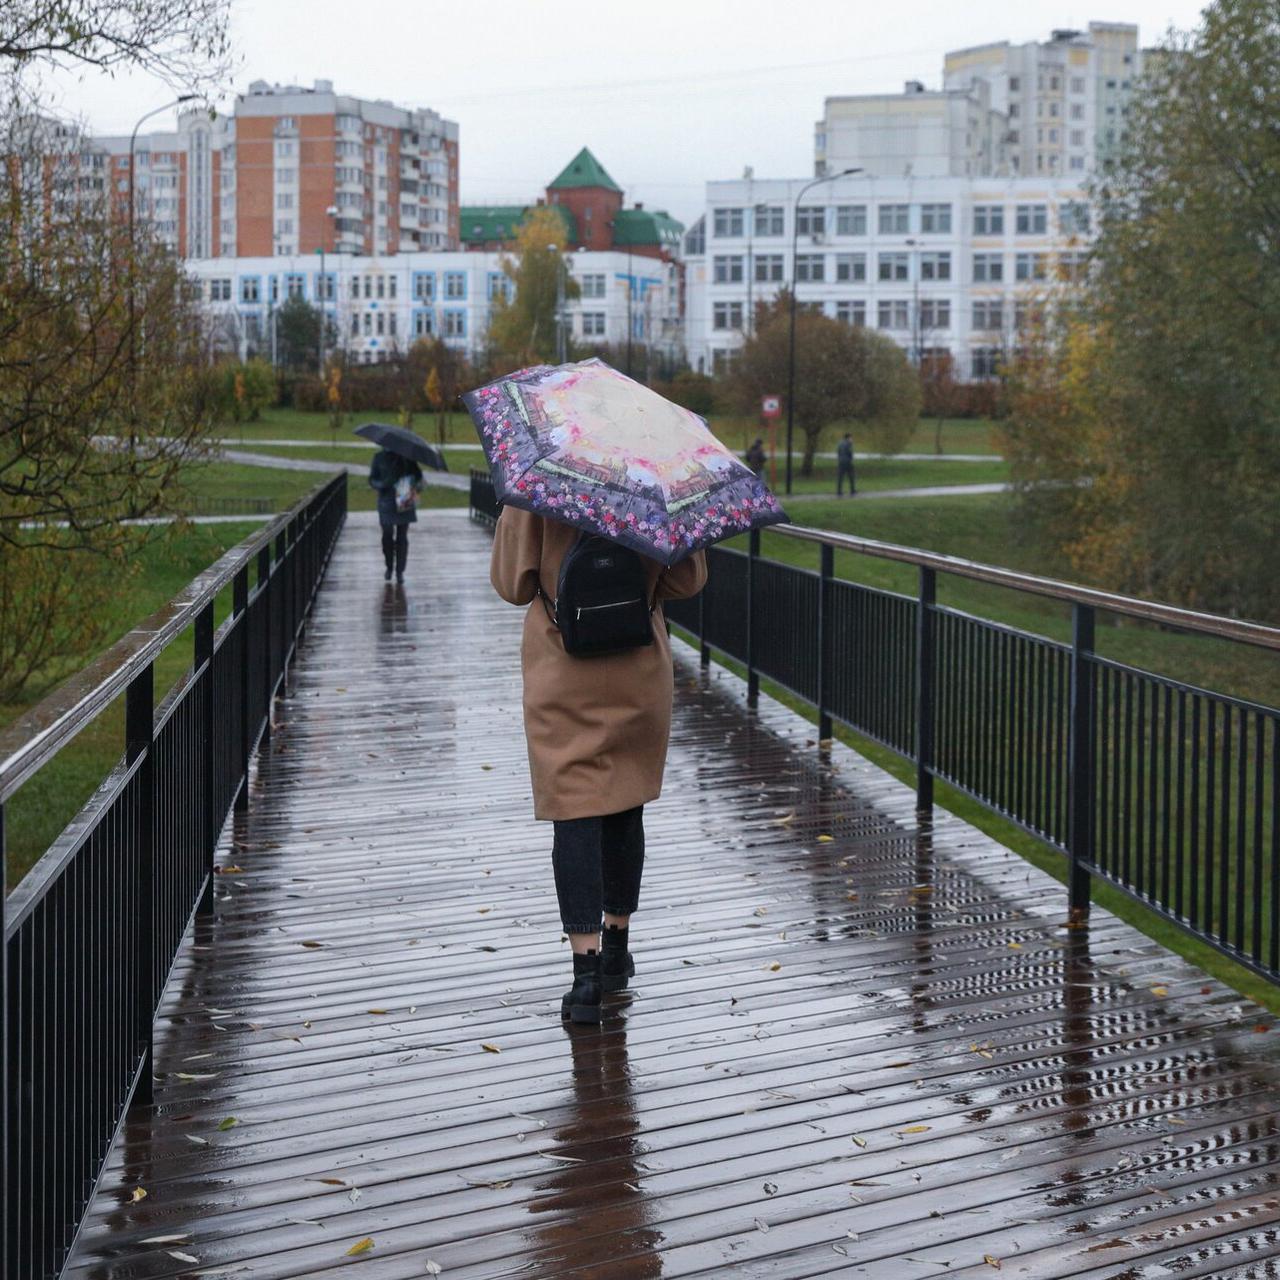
[489,506,707,1024]
[836,432,857,497]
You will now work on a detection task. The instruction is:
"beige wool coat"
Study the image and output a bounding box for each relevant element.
[489,506,708,821]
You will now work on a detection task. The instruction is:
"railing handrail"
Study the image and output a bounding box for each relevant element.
[775,523,1280,654]
[0,474,345,804]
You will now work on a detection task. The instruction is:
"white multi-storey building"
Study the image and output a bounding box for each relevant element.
[684,173,1091,381]
[817,23,1149,183]
[816,80,1008,179]
[943,23,1145,177]
[185,250,683,368]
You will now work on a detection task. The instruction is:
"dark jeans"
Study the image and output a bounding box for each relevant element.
[381,524,409,574]
[552,806,645,935]
[837,463,856,495]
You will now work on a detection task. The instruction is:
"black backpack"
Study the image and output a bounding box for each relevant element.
[541,534,656,658]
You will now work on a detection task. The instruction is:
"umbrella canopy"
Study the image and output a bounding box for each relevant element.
[462,359,787,565]
[354,422,449,472]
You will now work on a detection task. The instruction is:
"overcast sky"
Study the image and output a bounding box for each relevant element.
[45,0,1209,227]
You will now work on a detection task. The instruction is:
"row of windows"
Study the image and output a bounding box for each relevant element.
[711,249,1087,286]
[712,201,1089,239]
[222,271,501,307]
[711,296,1050,334]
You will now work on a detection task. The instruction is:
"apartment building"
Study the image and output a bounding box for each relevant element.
[817,22,1149,183]
[185,248,683,369]
[816,80,1008,179]
[83,80,459,260]
[943,23,1145,176]
[684,172,1091,381]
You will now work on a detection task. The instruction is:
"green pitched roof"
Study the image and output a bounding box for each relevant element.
[460,204,576,245]
[547,147,622,193]
[611,207,684,248]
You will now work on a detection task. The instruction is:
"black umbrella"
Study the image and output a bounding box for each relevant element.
[354,422,449,472]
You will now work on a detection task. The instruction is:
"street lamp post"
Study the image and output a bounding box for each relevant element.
[905,236,921,364]
[625,241,634,377]
[548,244,565,362]
[128,94,197,441]
[785,167,861,495]
[318,203,337,373]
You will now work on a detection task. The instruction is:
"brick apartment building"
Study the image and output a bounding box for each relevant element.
[86,80,459,260]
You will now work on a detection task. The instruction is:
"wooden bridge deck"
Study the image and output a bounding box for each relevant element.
[65,511,1280,1279]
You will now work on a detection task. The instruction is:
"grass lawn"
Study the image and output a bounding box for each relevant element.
[217,408,1005,457]
[180,461,468,513]
[3,520,266,891]
[241,444,1008,497]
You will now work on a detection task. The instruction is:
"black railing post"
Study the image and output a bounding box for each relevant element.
[916,567,936,813]
[1067,603,1096,925]
[698,576,710,667]
[195,604,216,915]
[233,567,250,817]
[1,801,8,1280]
[817,544,834,743]
[746,528,760,708]
[125,662,155,1105]
[258,544,273,755]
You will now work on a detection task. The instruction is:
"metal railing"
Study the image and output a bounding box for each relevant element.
[468,471,1280,987]
[0,473,347,1279]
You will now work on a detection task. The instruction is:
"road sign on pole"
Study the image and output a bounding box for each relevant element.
[761,394,782,420]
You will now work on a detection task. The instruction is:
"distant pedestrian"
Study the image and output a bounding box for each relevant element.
[368,448,423,583]
[490,507,707,1024]
[836,432,856,497]
[745,437,766,477]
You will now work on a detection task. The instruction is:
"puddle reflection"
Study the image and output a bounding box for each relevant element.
[525,1018,664,1276]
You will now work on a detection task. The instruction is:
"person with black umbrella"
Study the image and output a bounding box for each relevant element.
[355,422,449,585]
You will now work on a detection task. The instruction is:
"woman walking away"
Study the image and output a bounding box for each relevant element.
[490,506,707,1024]
[369,448,424,583]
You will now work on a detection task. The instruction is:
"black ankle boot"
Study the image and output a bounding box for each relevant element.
[600,924,634,993]
[561,950,602,1024]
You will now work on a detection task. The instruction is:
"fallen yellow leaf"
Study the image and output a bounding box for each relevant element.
[1151,986,1168,997]
[367,1008,388,1015]
[129,1186,147,1203]
[1007,942,1022,950]
[346,1237,374,1256]
[767,962,781,972]
[852,1136,868,1148]
[817,834,834,843]
[898,1124,931,1134]
[481,1042,501,1054]
[985,1255,1002,1270]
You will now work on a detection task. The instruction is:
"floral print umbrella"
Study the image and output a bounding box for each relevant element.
[462,359,787,565]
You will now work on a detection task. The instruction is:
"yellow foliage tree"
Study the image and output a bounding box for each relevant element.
[486,206,579,368]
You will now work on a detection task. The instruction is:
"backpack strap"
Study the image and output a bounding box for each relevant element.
[536,582,558,629]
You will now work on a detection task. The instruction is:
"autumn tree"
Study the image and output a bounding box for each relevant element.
[1000,0,1280,620]
[407,337,470,445]
[0,0,233,695]
[732,293,920,475]
[487,205,580,367]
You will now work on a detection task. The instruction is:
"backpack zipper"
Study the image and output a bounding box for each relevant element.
[576,598,643,619]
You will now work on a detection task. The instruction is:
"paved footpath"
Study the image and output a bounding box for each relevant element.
[220,448,470,491]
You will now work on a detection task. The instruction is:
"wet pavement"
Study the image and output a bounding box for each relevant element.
[64,511,1280,1279]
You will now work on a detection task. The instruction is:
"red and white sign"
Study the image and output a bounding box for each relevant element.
[760,395,782,419]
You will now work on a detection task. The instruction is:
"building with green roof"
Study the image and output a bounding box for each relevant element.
[460,147,682,262]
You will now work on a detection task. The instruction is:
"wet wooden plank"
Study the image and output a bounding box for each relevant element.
[63,510,1280,1279]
